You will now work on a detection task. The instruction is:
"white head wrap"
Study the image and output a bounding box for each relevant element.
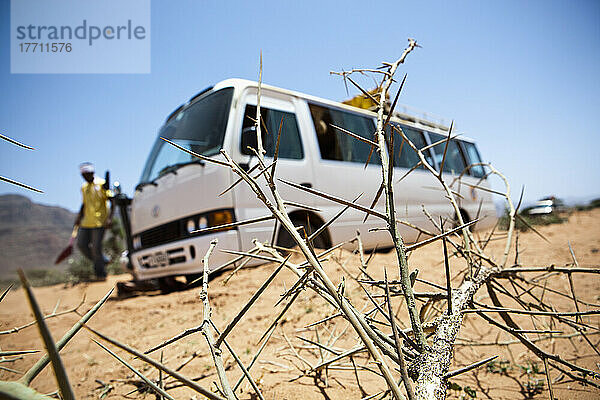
[79,162,95,174]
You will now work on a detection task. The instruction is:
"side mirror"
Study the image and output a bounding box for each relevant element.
[241,126,264,155]
[103,170,110,190]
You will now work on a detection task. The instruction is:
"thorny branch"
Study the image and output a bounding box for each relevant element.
[199,240,236,400]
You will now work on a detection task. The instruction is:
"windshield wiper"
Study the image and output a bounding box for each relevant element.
[158,159,205,178]
[135,180,158,192]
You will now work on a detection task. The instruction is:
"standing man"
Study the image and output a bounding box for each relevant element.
[74,162,113,281]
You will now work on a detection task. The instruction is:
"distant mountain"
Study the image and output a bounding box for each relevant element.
[0,194,76,277]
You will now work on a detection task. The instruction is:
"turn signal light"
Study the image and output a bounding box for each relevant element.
[208,209,234,231]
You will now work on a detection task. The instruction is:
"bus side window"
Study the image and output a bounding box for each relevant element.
[309,103,381,165]
[429,132,467,175]
[390,124,432,169]
[461,141,486,178]
[241,105,304,159]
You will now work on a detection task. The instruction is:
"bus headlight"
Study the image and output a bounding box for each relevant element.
[132,235,142,250]
[186,218,196,233]
[198,216,208,230]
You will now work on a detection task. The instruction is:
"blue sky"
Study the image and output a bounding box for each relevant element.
[1,0,599,212]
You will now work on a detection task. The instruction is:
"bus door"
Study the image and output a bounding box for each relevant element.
[233,91,314,252]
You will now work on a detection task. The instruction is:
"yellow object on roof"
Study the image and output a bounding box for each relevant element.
[342,88,389,111]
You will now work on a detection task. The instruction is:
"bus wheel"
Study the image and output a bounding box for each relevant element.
[277,217,329,251]
[185,273,203,287]
[158,276,184,294]
[454,209,471,228]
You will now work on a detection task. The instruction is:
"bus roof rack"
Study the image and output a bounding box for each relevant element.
[392,103,450,132]
[342,91,450,132]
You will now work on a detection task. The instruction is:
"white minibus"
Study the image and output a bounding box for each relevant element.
[123,79,496,283]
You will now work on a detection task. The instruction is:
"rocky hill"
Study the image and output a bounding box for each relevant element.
[0,194,76,277]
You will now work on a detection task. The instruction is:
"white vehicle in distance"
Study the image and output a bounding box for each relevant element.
[125,79,497,283]
[524,196,565,215]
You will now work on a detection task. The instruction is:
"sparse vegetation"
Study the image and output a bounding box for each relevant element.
[0,218,125,288]
[9,268,68,287]
[499,207,567,232]
[486,359,546,399]
[576,198,600,211]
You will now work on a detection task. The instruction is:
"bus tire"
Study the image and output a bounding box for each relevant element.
[158,276,184,294]
[185,273,203,287]
[454,209,471,229]
[277,214,329,251]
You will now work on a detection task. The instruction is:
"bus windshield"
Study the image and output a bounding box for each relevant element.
[139,88,234,184]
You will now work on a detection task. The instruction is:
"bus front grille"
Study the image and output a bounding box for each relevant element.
[140,221,181,249]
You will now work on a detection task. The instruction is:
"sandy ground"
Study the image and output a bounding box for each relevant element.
[1,209,599,400]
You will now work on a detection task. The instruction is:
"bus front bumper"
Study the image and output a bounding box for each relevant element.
[129,230,240,281]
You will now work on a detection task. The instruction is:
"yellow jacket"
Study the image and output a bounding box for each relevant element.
[80,178,112,228]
